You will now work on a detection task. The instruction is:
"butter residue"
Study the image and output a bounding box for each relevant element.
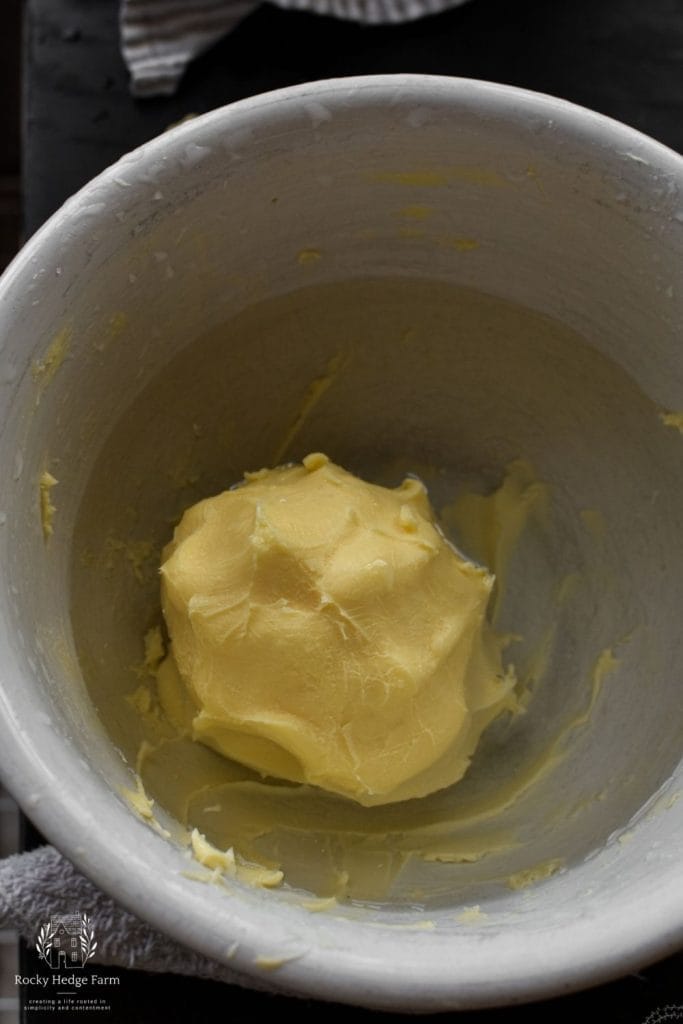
[32,326,70,398]
[254,954,304,971]
[123,775,155,819]
[121,774,171,838]
[127,628,166,714]
[506,857,563,890]
[370,167,507,188]
[645,787,681,821]
[271,352,347,465]
[301,895,338,912]
[456,905,487,924]
[94,311,129,353]
[127,683,154,716]
[441,459,549,612]
[143,626,165,674]
[297,248,321,265]
[159,453,516,806]
[108,311,128,337]
[592,648,619,689]
[660,410,683,433]
[190,828,283,888]
[527,645,620,756]
[39,471,58,541]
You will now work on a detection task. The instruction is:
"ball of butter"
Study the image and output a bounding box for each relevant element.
[159,453,514,806]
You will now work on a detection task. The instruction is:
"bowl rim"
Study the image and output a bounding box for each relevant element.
[0,73,682,1011]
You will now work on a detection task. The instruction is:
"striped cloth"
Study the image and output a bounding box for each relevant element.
[121,0,473,97]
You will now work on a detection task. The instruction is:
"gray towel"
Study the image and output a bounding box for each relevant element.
[0,846,278,991]
[121,0,474,96]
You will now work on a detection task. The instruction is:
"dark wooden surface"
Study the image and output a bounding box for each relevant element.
[21,0,683,1019]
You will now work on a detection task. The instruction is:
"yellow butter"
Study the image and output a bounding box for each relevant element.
[159,454,515,806]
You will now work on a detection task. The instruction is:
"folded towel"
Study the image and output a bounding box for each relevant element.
[0,845,279,991]
[120,0,474,96]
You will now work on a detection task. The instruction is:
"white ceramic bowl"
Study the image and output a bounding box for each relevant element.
[0,75,682,1010]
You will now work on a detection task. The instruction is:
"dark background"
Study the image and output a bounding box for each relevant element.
[2,0,682,1020]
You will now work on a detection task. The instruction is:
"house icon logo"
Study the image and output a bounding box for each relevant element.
[35,913,97,970]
